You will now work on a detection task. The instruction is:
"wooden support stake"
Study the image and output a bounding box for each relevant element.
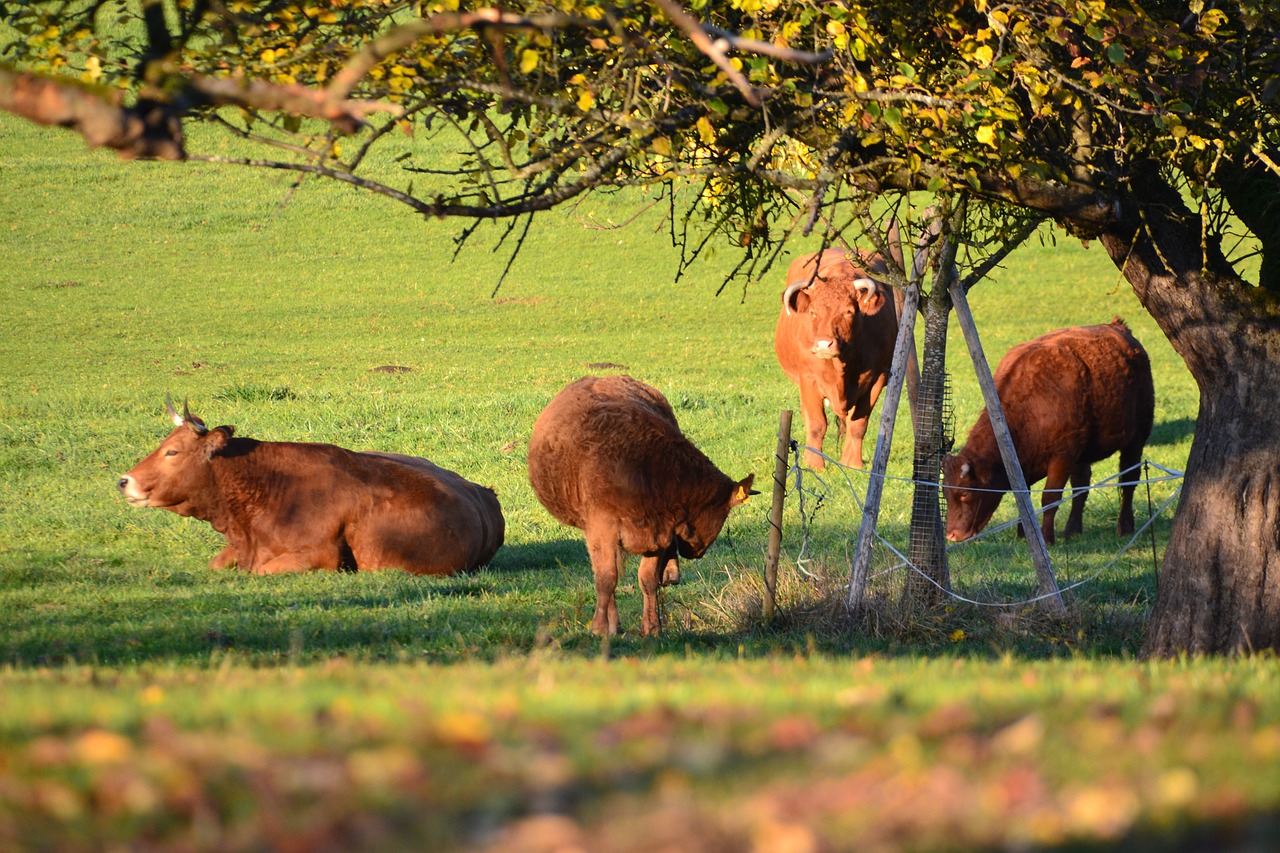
[763,409,793,623]
[847,281,921,611]
[948,281,1066,615]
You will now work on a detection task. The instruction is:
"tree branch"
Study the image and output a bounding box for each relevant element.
[652,0,761,107]
[0,68,184,159]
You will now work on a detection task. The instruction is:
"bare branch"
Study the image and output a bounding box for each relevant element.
[0,69,183,159]
[703,25,832,64]
[189,74,402,132]
[959,213,1046,291]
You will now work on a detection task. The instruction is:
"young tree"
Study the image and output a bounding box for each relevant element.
[4,0,1277,655]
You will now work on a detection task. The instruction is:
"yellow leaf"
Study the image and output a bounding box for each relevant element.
[696,116,716,145]
[949,629,967,642]
[82,55,102,83]
[652,136,672,157]
[577,90,596,111]
[975,124,998,147]
[973,44,993,66]
[519,49,539,75]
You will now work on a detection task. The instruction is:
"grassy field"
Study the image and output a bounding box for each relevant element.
[4,111,1273,852]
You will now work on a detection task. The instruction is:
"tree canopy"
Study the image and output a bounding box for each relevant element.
[4,0,1280,655]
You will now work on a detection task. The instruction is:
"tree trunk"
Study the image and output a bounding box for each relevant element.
[903,279,951,606]
[1097,164,1280,655]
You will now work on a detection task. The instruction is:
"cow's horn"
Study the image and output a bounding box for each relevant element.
[165,393,184,428]
[181,398,208,435]
[853,277,877,296]
[782,280,809,316]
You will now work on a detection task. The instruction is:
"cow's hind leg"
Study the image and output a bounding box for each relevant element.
[1116,443,1144,535]
[1062,462,1092,539]
[585,524,623,636]
[841,377,887,470]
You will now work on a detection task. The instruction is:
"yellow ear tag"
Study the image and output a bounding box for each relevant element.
[735,484,751,503]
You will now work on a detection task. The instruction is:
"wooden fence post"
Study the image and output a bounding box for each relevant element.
[763,410,793,623]
[846,280,921,612]
[948,280,1066,615]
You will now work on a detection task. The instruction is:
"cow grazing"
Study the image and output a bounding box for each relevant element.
[774,247,900,469]
[119,399,504,574]
[527,376,755,636]
[942,319,1155,545]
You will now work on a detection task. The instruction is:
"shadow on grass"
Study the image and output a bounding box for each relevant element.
[486,538,584,573]
[1,498,1169,667]
[0,550,579,667]
[1149,416,1196,447]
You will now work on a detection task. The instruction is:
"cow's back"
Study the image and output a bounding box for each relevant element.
[358,452,505,572]
[213,442,503,574]
[528,375,723,547]
[980,320,1154,478]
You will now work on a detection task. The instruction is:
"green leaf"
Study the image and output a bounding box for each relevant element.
[1106,43,1126,64]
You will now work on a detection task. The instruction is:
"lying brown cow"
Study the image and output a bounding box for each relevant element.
[528,376,755,636]
[942,319,1155,544]
[775,247,899,469]
[119,398,504,574]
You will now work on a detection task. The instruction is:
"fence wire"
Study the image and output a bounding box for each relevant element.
[780,445,1185,609]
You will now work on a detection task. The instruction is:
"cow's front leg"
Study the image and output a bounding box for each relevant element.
[585,524,623,636]
[208,545,239,570]
[254,553,321,574]
[1039,457,1073,545]
[253,541,342,574]
[638,554,663,637]
[798,380,830,469]
[660,547,681,586]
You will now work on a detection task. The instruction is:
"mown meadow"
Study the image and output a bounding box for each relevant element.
[2,112,1277,852]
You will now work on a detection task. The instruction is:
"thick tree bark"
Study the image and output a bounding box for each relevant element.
[1096,162,1280,655]
[903,280,951,605]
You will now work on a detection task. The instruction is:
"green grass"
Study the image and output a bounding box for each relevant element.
[0,111,1255,852]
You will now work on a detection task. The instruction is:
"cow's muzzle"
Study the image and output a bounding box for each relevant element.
[118,475,148,506]
[811,339,838,359]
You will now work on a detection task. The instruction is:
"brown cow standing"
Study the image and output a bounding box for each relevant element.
[942,319,1155,545]
[527,376,755,636]
[774,247,899,469]
[119,399,504,574]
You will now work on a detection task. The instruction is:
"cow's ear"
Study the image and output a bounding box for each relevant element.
[853,278,887,316]
[784,284,810,314]
[203,426,234,457]
[730,474,757,507]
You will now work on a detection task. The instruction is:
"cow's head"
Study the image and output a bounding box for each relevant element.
[941,453,1007,542]
[783,252,889,360]
[675,474,756,559]
[117,397,234,516]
